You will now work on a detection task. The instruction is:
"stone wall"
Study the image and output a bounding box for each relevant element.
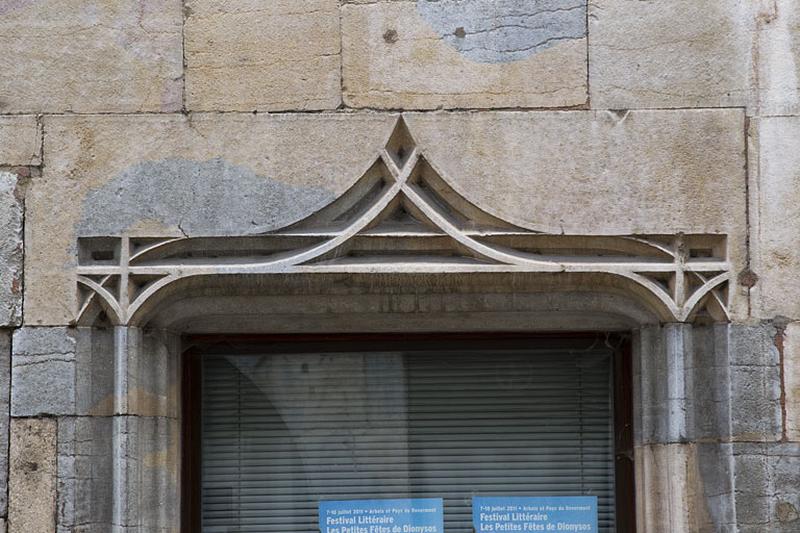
[0,1,798,532]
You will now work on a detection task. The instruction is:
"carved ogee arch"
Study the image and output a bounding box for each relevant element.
[75,117,731,326]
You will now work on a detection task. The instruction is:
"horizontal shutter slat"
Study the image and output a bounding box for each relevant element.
[201,348,616,532]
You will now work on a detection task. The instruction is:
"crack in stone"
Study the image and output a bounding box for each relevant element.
[417,0,586,63]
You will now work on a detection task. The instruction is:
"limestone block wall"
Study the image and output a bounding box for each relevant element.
[0,1,797,532]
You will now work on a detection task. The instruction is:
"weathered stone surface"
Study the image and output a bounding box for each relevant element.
[30,113,394,325]
[11,327,142,417]
[734,442,800,532]
[405,110,746,235]
[0,116,40,166]
[185,0,341,111]
[415,0,586,64]
[115,327,180,418]
[57,417,113,533]
[29,110,748,325]
[0,332,9,518]
[0,0,182,113]
[341,2,587,108]
[407,110,748,318]
[636,324,692,444]
[8,418,57,533]
[750,116,800,320]
[0,172,23,327]
[728,322,783,441]
[113,416,180,530]
[11,327,77,416]
[635,323,782,446]
[786,322,800,441]
[752,0,800,116]
[589,0,750,109]
[688,325,734,441]
[635,443,736,532]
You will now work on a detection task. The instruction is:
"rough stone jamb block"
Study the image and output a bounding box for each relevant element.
[728,322,783,441]
[57,417,113,533]
[638,323,741,445]
[112,327,178,418]
[766,443,800,530]
[11,327,124,418]
[0,172,23,328]
[112,416,180,532]
[11,327,77,417]
[695,442,737,531]
[110,327,181,532]
[74,326,115,417]
[0,332,9,518]
[687,324,733,441]
[636,442,737,532]
[8,418,57,533]
[786,322,800,440]
[733,442,800,531]
[634,444,697,532]
[637,324,692,444]
[664,324,691,441]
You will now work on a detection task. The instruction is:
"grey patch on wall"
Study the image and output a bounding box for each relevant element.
[416,0,586,63]
[0,0,35,16]
[78,158,335,237]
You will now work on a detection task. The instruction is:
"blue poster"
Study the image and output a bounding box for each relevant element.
[319,498,444,533]
[473,496,598,532]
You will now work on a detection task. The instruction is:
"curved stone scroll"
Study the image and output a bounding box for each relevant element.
[76,118,731,326]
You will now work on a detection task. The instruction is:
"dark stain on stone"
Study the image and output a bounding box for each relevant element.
[738,268,759,288]
[454,27,466,38]
[78,158,336,238]
[383,29,399,44]
[776,501,799,523]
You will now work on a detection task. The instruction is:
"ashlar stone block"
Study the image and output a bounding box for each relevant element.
[589,0,751,109]
[112,416,180,530]
[0,332,9,518]
[750,116,800,320]
[342,1,588,109]
[185,0,341,111]
[11,327,77,417]
[0,116,41,167]
[31,113,396,326]
[0,0,183,113]
[31,110,746,326]
[57,417,113,533]
[734,442,800,532]
[752,0,800,116]
[786,322,800,441]
[8,418,57,533]
[635,443,736,532]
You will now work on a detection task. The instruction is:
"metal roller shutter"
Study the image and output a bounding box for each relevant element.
[200,346,616,532]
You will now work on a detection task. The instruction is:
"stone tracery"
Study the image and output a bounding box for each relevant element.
[75,118,731,326]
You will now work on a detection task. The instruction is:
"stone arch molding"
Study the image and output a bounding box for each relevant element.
[75,117,731,326]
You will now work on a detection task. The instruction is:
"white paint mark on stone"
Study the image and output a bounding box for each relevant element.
[416,0,586,63]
